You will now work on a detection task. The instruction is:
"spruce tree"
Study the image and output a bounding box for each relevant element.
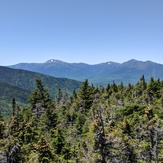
[77,79,93,113]
[11,98,16,116]
[28,77,51,108]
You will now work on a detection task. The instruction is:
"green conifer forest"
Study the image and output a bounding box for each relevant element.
[0,76,163,162]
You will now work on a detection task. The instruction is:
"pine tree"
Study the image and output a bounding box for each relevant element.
[0,111,4,139]
[34,136,53,162]
[11,98,16,116]
[56,88,62,106]
[28,77,51,109]
[28,78,51,120]
[77,79,93,113]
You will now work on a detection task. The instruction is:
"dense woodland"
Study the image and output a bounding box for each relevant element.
[0,66,81,117]
[0,76,163,162]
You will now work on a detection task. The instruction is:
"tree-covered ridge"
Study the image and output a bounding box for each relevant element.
[0,76,163,162]
[0,66,81,96]
[0,66,81,117]
[0,80,30,117]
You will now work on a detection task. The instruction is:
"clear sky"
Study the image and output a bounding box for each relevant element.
[0,0,163,65]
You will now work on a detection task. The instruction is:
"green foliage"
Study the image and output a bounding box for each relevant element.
[0,66,81,117]
[28,77,52,109]
[1,77,163,162]
[0,112,5,139]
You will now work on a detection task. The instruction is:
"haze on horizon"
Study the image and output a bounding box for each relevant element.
[0,0,163,66]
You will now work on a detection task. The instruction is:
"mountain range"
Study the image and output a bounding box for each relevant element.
[1,59,163,117]
[9,59,163,85]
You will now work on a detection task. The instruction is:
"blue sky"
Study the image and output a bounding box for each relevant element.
[0,0,163,65]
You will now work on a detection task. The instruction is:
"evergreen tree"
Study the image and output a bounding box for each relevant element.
[0,111,4,139]
[34,136,54,162]
[28,77,51,109]
[77,79,93,113]
[1,76,163,162]
[11,98,16,116]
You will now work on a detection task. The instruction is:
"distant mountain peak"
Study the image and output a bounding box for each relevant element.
[8,59,163,85]
[102,61,119,66]
[45,59,62,63]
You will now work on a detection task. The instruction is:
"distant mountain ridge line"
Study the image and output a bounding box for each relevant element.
[8,59,161,65]
[9,59,163,85]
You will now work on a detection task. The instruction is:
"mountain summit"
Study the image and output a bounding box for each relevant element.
[45,59,65,64]
[9,59,163,85]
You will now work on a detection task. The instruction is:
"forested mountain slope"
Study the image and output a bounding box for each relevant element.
[0,76,163,162]
[0,66,81,116]
[9,59,163,85]
[0,80,30,117]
